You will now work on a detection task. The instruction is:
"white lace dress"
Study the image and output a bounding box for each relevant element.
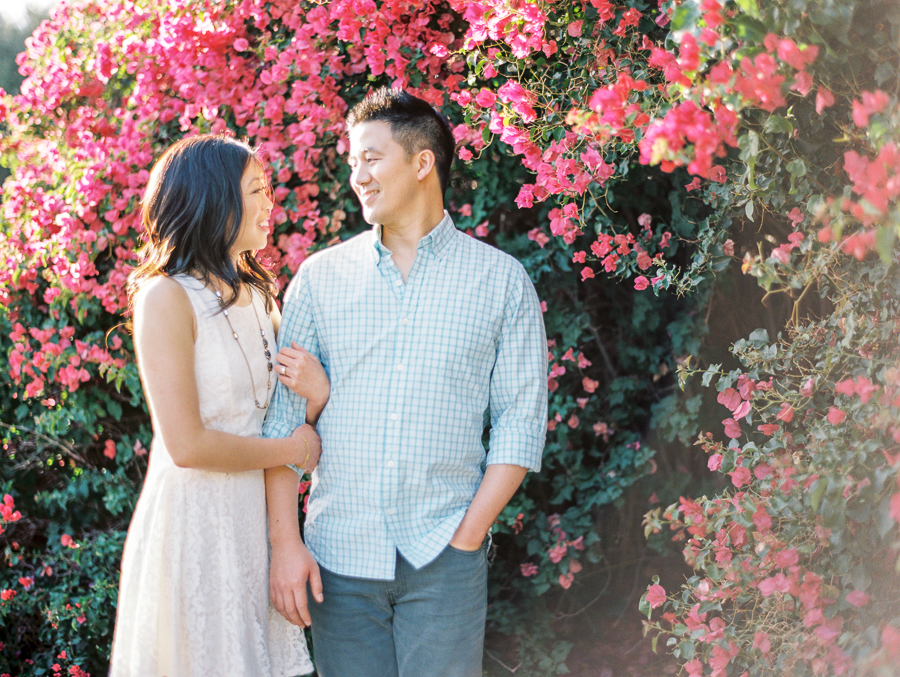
[109,275,313,677]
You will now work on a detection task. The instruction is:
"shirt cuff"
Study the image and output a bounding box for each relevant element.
[261,419,294,440]
[487,427,545,472]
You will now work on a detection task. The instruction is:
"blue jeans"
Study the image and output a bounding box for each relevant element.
[308,537,489,677]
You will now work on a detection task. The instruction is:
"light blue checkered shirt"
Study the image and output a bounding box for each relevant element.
[263,212,547,580]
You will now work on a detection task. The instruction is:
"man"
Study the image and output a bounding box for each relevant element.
[263,87,547,677]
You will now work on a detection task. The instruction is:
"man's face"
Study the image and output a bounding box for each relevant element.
[347,120,419,228]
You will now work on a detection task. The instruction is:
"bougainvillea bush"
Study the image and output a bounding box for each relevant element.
[0,0,714,674]
[0,0,897,675]
[634,0,900,675]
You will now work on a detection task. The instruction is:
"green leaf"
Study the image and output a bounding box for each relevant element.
[738,131,760,161]
[669,2,701,36]
[875,224,897,263]
[809,479,827,512]
[678,639,695,660]
[735,0,760,18]
[765,115,794,135]
[745,200,755,220]
[732,14,767,41]
[701,364,721,388]
[639,596,652,619]
[748,328,769,345]
[786,159,807,178]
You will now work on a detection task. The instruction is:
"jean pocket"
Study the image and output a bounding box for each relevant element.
[447,533,491,555]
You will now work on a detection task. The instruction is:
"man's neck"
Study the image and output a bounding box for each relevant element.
[380,207,445,281]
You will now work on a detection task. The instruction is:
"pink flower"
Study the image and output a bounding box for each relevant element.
[233,37,249,52]
[559,572,574,589]
[732,400,751,420]
[846,590,871,607]
[708,454,722,471]
[103,440,116,459]
[773,547,798,568]
[646,584,667,608]
[851,89,890,127]
[815,87,835,114]
[457,147,473,161]
[685,660,703,677]
[717,388,741,412]
[527,227,549,247]
[722,417,742,439]
[854,376,877,403]
[827,407,846,425]
[474,89,496,108]
[60,534,76,548]
[835,378,856,396]
[548,544,567,563]
[568,559,583,574]
[775,403,794,423]
[567,21,583,37]
[753,631,771,654]
[753,505,773,533]
[582,377,599,393]
[18,576,34,590]
[730,465,751,487]
[634,275,649,290]
[801,377,815,397]
[520,562,538,577]
[890,492,900,523]
[581,267,595,281]
[757,423,779,435]
[880,624,900,659]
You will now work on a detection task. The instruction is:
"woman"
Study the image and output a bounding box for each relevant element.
[110,135,327,676]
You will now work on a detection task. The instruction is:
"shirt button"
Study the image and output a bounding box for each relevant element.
[401,317,409,325]
[386,508,396,516]
[386,460,396,468]
[394,279,402,286]
[396,363,404,371]
[389,413,398,421]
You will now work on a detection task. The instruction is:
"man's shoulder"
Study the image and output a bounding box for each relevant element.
[300,229,375,273]
[454,231,529,281]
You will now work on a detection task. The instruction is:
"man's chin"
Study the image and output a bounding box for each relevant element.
[360,208,379,225]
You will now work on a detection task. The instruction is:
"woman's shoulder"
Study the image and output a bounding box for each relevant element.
[133,275,195,316]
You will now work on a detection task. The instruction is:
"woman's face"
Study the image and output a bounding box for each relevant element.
[231,161,273,259]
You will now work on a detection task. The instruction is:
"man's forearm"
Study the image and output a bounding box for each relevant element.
[450,463,528,550]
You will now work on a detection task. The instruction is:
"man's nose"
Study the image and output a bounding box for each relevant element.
[352,163,370,187]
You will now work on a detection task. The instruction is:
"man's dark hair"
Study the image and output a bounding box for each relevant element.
[347,87,455,196]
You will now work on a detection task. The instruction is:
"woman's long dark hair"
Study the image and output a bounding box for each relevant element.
[127,134,276,312]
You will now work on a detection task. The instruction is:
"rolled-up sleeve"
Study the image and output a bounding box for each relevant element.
[262,264,317,440]
[486,265,547,471]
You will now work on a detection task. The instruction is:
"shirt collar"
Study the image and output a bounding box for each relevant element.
[370,211,457,264]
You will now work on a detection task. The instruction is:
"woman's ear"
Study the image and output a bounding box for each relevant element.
[415,149,436,182]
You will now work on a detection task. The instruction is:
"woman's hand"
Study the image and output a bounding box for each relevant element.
[291,423,321,472]
[276,341,330,411]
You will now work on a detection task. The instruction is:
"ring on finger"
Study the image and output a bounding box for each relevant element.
[281,365,287,376]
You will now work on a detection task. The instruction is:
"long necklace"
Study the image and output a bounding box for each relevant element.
[215,288,273,409]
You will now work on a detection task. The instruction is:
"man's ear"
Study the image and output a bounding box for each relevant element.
[415,149,436,182]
